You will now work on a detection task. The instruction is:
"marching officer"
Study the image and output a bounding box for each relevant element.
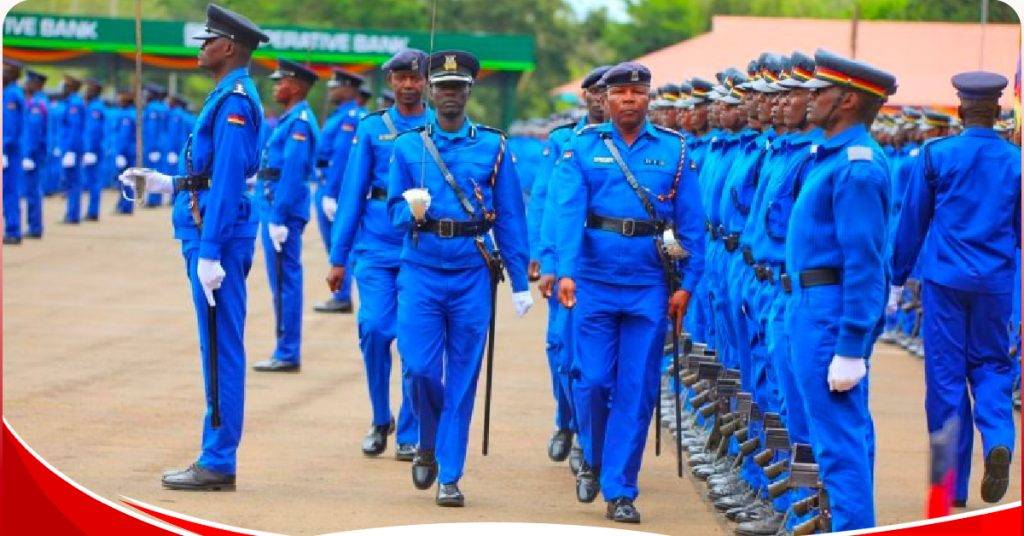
[251,59,321,373]
[891,71,1019,507]
[326,49,432,459]
[59,75,86,224]
[3,59,25,244]
[313,68,365,314]
[119,3,269,490]
[787,49,897,530]
[554,62,705,523]
[20,69,47,238]
[387,49,532,506]
[82,78,106,221]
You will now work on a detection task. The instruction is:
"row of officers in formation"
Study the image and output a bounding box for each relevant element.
[5,4,1019,534]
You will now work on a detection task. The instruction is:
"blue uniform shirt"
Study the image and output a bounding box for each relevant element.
[386,117,530,292]
[892,127,1022,293]
[785,123,891,357]
[142,99,168,163]
[21,91,47,161]
[57,93,85,155]
[323,99,366,198]
[329,104,433,268]
[528,120,579,269]
[510,135,545,196]
[171,67,263,259]
[257,100,319,225]
[113,106,136,162]
[700,130,744,228]
[46,98,65,160]
[83,97,105,156]
[719,129,773,235]
[553,120,706,291]
[3,83,25,152]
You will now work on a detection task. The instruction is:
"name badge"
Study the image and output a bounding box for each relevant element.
[593,156,613,164]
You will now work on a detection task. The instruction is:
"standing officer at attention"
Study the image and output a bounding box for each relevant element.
[119,3,268,491]
[314,68,366,314]
[388,50,532,507]
[20,69,48,239]
[59,75,86,224]
[141,83,170,207]
[252,59,320,373]
[787,49,897,530]
[554,62,705,524]
[3,59,25,245]
[891,71,1019,507]
[82,78,107,222]
[326,49,432,460]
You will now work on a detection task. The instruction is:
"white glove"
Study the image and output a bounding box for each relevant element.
[82,152,98,166]
[2,155,6,169]
[166,152,179,165]
[267,223,289,253]
[196,258,226,307]
[21,158,35,171]
[62,152,77,168]
[827,355,867,393]
[322,196,338,222]
[245,174,257,187]
[115,155,128,169]
[513,290,534,317]
[402,188,431,221]
[118,167,173,195]
[886,285,903,314]
[148,151,161,163]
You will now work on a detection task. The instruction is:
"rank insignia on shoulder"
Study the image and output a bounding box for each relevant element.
[348,110,358,117]
[299,110,309,121]
[292,132,307,142]
[593,156,614,164]
[227,114,246,126]
[847,146,873,161]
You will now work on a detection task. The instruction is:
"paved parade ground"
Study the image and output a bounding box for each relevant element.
[3,192,1020,535]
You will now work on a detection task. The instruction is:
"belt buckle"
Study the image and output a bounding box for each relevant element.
[438,218,455,238]
[621,218,637,237]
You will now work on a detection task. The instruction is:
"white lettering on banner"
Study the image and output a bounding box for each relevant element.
[4,16,38,37]
[352,34,409,54]
[39,18,98,40]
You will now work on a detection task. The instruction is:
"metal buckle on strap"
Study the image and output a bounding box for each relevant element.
[438,218,455,238]
[621,218,637,237]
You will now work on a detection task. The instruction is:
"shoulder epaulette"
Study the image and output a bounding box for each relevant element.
[361,109,387,121]
[395,125,427,138]
[478,124,507,138]
[549,121,576,135]
[232,82,247,95]
[297,109,311,123]
[846,146,874,162]
[908,147,921,157]
[653,124,685,139]
[577,123,601,136]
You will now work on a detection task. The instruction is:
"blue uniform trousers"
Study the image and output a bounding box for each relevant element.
[83,162,103,219]
[315,184,351,302]
[259,220,305,363]
[182,236,254,475]
[789,284,876,530]
[115,158,135,215]
[572,276,667,501]
[44,154,61,194]
[3,147,23,239]
[21,166,43,235]
[545,293,575,430]
[709,244,737,368]
[353,259,417,446]
[921,281,1015,501]
[397,261,491,484]
[63,165,82,223]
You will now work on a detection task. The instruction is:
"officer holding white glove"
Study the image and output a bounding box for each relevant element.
[267,223,289,253]
[61,151,77,168]
[148,151,161,164]
[828,355,868,392]
[401,187,431,221]
[81,152,98,166]
[196,258,226,307]
[115,155,128,169]
[167,152,179,165]
[321,195,338,222]
[117,167,174,196]
[513,290,534,317]
[21,158,35,171]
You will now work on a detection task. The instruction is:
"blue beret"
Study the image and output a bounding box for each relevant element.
[192,3,269,50]
[327,68,364,88]
[803,48,897,98]
[270,58,318,84]
[951,71,1008,101]
[25,69,47,84]
[383,49,428,75]
[581,65,612,89]
[598,62,651,87]
[427,50,480,84]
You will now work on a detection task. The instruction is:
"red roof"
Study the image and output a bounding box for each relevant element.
[555,16,1021,107]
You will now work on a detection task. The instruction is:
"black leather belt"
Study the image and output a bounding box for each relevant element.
[798,268,841,289]
[418,218,492,238]
[723,233,740,252]
[780,273,792,294]
[369,186,387,201]
[741,247,755,266]
[587,214,663,237]
[754,264,772,283]
[174,175,211,191]
[258,168,280,180]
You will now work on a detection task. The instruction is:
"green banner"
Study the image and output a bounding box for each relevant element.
[2,12,535,71]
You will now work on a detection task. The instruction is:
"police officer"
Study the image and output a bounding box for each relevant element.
[313,68,366,314]
[141,83,170,207]
[251,59,320,373]
[786,49,897,530]
[113,87,138,215]
[891,71,1019,507]
[82,78,106,221]
[119,3,269,490]
[325,48,431,460]
[388,49,531,506]
[3,59,25,244]
[554,62,705,523]
[56,75,85,224]
[20,69,47,238]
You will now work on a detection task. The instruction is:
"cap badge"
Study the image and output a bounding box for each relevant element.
[411,58,419,70]
[444,55,457,72]
[630,69,639,82]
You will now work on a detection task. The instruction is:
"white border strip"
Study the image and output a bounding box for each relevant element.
[120,496,285,536]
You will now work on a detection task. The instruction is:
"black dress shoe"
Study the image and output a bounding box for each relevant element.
[605,497,641,523]
[436,482,465,507]
[2,236,21,245]
[313,298,353,313]
[24,233,42,239]
[412,450,438,490]
[953,499,967,508]
[161,463,235,491]
[395,443,416,462]
[362,419,395,456]
[981,446,1011,503]
[84,215,99,221]
[548,428,573,462]
[252,358,300,372]
[576,462,600,503]
[569,444,584,476]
